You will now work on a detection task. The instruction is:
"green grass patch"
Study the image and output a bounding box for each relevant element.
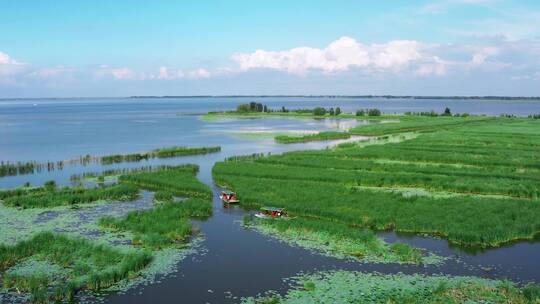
[275,131,351,144]
[213,117,540,247]
[99,198,212,249]
[349,115,494,136]
[119,164,212,199]
[0,183,139,209]
[242,271,539,303]
[0,232,152,303]
[101,146,220,164]
[249,217,441,264]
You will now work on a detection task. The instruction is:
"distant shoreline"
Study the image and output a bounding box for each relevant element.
[2,95,540,101]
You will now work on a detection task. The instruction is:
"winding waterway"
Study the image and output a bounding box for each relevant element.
[1,97,539,303]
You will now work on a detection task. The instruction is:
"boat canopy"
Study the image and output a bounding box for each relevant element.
[221,190,235,195]
[261,206,285,212]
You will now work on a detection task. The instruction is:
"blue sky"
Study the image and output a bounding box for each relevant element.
[1,0,539,97]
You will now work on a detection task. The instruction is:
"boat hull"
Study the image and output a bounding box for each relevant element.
[220,195,239,204]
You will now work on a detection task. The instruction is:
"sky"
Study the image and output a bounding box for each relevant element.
[1,0,539,97]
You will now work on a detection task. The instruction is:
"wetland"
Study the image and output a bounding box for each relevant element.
[1,97,540,303]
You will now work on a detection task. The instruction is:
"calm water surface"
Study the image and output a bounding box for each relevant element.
[1,97,539,303]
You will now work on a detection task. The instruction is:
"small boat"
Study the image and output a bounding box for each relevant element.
[220,191,239,204]
[255,206,288,219]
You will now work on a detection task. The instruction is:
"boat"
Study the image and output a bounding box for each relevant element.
[255,206,288,219]
[220,190,239,204]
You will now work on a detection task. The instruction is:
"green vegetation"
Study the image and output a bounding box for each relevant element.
[356,108,382,116]
[0,161,67,178]
[119,164,212,199]
[313,107,326,116]
[154,190,174,203]
[99,198,212,249]
[275,131,351,144]
[0,183,139,209]
[100,146,221,164]
[0,232,152,303]
[248,217,440,264]
[213,118,540,247]
[242,271,540,304]
[236,102,268,113]
[349,115,492,136]
[0,161,38,177]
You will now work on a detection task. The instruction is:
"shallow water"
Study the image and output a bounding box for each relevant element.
[1,97,539,303]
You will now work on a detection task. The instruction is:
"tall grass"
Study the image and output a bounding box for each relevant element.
[1,183,139,209]
[213,117,540,247]
[119,165,212,199]
[275,131,351,144]
[349,115,494,136]
[0,146,220,178]
[101,146,221,164]
[0,232,152,302]
[99,198,212,249]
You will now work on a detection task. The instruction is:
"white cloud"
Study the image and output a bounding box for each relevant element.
[186,68,211,79]
[0,51,26,77]
[158,66,169,79]
[232,37,425,75]
[370,40,422,69]
[416,56,450,76]
[110,67,136,80]
[153,67,211,80]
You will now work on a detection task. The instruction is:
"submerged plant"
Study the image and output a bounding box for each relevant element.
[242,271,539,304]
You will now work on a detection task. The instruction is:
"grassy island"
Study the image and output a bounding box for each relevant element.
[0,183,139,209]
[275,131,351,144]
[101,146,221,164]
[214,116,540,248]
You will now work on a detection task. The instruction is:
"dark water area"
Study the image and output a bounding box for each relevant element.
[1,97,539,303]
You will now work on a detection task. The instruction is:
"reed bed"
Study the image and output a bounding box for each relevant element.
[69,165,180,182]
[101,146,220,164]
[349,115,493,136]
[275,131,351,144]
[213,117,540,247]
[99,198,212,249]
[0,146,220,178]
[0,160,68,178]
[0,183,139,209]
[0,232,152,303]
[118,165,212,199]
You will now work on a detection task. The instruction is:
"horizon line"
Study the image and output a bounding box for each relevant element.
[2,95,540,101]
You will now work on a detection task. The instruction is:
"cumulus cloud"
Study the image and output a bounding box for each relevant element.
[0,51,26,77]
[230,36,540,78]
[232,37,441,75]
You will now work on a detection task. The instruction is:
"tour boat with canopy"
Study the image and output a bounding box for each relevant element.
[255,206,288,219]
[220,190,239,204]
